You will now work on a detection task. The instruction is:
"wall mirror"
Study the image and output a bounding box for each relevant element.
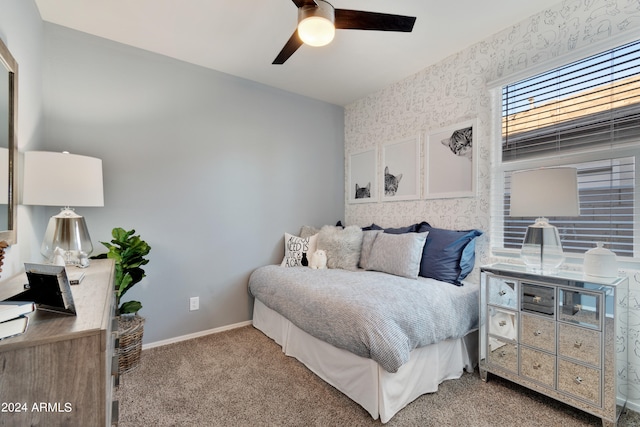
[0,38,18,245]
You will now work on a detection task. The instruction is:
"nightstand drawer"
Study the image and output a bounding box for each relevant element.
[521,283,554,316]
[521,313,556,353]
[558,359,601,406]
[558,323,601,367]
[487,341,518,373]
[487,276,517,310]
[520,346,555,388]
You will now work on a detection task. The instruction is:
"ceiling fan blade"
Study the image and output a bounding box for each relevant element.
[334,9,416,32]
[292,0,317,7]
[273,30,304,64]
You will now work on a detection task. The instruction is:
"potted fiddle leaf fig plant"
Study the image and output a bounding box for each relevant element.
[99,227,151,374]
[100,227,151,315]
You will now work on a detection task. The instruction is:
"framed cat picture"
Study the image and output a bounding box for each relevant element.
[348,148,378,204]
[424,119,477,199]
[381,136,420,202]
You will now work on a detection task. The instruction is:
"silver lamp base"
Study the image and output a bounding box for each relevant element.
[40,208,93,266]
[521,217,565,274]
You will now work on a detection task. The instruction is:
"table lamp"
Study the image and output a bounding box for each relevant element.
[510,167,579,273]
[23,151,104,266]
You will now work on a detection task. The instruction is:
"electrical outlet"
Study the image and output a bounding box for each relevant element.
[189,296,199,311]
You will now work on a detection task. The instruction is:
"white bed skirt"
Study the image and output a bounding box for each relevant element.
[252,299,478,423]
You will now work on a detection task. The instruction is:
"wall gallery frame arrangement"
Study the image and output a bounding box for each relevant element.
[347,121,477,204]
[348,148,378,204]
[424,119,477,199]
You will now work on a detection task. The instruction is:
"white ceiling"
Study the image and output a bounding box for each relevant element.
[35,0,561,106]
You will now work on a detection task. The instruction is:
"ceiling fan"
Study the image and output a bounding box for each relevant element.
[273,0,417,64]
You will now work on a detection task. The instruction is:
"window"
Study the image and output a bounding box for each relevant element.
[495,39,640,258]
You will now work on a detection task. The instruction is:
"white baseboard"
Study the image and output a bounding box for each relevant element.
[141,320,253,350]
[627,400,640,414]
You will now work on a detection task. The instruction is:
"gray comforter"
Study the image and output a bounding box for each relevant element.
[248,265,479,373]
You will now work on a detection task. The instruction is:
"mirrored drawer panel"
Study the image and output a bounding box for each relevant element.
[487,276,517,310]
[487,341,518,373]
[488,307,517,342]
[558,288,600,330]
[521,283,554,316]
[520,313,556,353]
[558,323,601,367]
[520,346,555,388]
[558,359,601,406]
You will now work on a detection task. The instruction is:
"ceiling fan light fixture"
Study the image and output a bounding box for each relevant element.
[297,1,335,47]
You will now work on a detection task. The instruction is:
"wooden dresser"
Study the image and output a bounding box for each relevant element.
[0,259,118,427]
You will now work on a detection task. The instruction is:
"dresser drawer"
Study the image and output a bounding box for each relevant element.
[558,323,601,367]
[558,359,601,406]
[487,276,517,310]
[558,288,600,330]
[521,283,554,316]
[487,341,518,373]
[520,346,555,388]
[521,313,556,353]
[488,307,517,342]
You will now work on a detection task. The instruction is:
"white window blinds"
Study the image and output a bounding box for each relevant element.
[502,40,640,161]
[498,39,640,258]
[502,158,635,256]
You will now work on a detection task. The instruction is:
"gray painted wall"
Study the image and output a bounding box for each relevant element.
[0,0,47,278]
[41,23,345,344]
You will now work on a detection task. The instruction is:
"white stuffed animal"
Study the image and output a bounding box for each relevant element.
[309,249,327,269]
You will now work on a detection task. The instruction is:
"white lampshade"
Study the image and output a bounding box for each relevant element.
[297,1,335,47]
[510,167,579,218]
[23,151,104,207]
[510,167,579,273]
[23,151,104,266]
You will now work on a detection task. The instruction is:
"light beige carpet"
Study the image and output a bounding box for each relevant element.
[115,325,640,426]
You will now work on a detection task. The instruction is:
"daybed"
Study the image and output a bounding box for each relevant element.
[248,222,482,423]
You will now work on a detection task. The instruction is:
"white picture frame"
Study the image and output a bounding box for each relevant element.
[424,119,477,199]
[381,136,420,202]
[348,148,378,204]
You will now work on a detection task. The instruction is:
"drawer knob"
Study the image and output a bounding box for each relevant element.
[574,341,582,349]
[574,376,583,385]
[499,320,507,327]
[499,350,506,358]
[533,362,541,370]
[533,330,542,336]
[498,290,506,296]
[533,296,542,303]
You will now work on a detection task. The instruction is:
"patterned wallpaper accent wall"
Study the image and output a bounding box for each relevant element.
[345,0,640,408]
[346,0,640,259]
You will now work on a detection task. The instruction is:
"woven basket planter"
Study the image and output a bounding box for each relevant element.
[118,314,145,374]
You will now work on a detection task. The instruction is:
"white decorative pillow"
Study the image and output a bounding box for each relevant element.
[281,233,317,267]
[316,225,363,270]
[366,232,429,279]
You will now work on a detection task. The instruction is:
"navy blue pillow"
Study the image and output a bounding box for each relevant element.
[417,223,483,285]
[364,223,424,234]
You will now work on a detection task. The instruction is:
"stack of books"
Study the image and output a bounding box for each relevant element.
[0,301,35,340]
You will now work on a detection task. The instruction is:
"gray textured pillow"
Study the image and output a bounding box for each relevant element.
[366,232,429,279]
[359,229,383,269]
[316,225,363,270]
[299,225,320,239]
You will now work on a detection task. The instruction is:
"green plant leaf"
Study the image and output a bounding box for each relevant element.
[101,227,151,310]
[120,300,142,314]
